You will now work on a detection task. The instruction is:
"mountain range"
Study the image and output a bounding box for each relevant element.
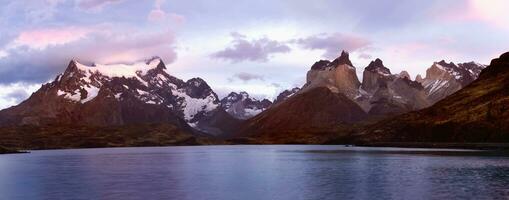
[0,50,502,149]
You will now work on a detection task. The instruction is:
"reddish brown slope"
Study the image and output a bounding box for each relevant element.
[236,87,367,143]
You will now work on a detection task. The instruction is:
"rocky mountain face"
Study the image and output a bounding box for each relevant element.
[304,51,361,99]
[302,51,429,117]
[359,52,509,143]
[234,50,486,143]
[360,58,429,116]
[0,58,221,135]
[219,92,272,120]
[416,61,486,104]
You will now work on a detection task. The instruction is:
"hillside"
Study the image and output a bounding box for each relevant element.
[358,52,509,143]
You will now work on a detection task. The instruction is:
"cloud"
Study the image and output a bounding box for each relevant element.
[25,0,65,22]
[7,27,94,50]
[76,0,123,11]
[358,53,372,59]
[228,72,265,82]
[147,0,185,24]
[296,33,371,59]
[469,0,509,29]
[148,0,166,21]
[0,83,40,109]
[0,25,177,84]
[211,32,291,62]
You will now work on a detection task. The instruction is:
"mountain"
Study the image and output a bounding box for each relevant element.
[237,87,367,143]
[220,92,272,119]
[360,58,429,116]
[302,51,429,116]
[359,52,509,143]
[193,108,243,137]
[416,60,486,104]
[234,50,486,143]
[303,51,361,99]
[0,58,223,135]
[273,87,300,105]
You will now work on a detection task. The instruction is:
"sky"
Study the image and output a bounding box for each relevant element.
[0,0,508,109]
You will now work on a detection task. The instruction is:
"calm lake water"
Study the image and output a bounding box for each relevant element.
[0,145,508,200]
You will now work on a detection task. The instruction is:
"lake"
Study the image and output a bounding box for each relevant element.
[0,145,508,200]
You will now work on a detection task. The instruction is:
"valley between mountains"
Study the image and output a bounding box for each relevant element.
[0,50,507,150]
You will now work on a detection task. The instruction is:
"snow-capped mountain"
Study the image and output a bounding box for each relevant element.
[416,60,486,103]
[220,92,272,120]
[0,57,219,131]
[60,57,219,123]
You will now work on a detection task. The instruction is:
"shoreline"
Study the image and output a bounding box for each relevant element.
[5,142,509,152]
[354,142,509,150]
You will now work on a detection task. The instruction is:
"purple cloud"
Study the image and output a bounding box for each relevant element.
[228,72,265,82]
[296,33,371,59]
[211,33,291,62]
[358,53,372,59]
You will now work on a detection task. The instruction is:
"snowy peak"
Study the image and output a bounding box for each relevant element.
[418,60,486,103]
[73,58,164,80]
[184,78,218,100]
[46,58,222,126]
[458,62,485,80]
[274,87,300,104]
[426,60,485,86]
[220,91,272,119]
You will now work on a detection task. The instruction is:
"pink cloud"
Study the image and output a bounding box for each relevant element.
[147,0,185,24]
[435,0,509,30]
[469,0,509,29]
[11,27,94,50]
[148,9,166,21]
[77,0,123,10]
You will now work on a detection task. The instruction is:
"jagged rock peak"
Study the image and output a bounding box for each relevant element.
[365,58,391,75]
[310,60,331,70]
[309,50,353,70]
[436,60,457,68]
[399,71,411,80]
[415,74,424,82]
[331,50,353,67]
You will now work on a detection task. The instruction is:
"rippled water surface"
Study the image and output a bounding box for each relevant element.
[1,145,509,200]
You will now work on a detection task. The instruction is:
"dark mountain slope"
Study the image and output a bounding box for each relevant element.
[236,87,367,143]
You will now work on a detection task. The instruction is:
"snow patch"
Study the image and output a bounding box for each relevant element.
[82,86,100,103]
[173,88,218,120]
[244,108,263,116]
[58,89,81,102]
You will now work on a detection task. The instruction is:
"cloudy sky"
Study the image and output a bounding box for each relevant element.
[0,0,508,109]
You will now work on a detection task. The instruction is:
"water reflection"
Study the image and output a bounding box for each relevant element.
[0,146,508,200]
